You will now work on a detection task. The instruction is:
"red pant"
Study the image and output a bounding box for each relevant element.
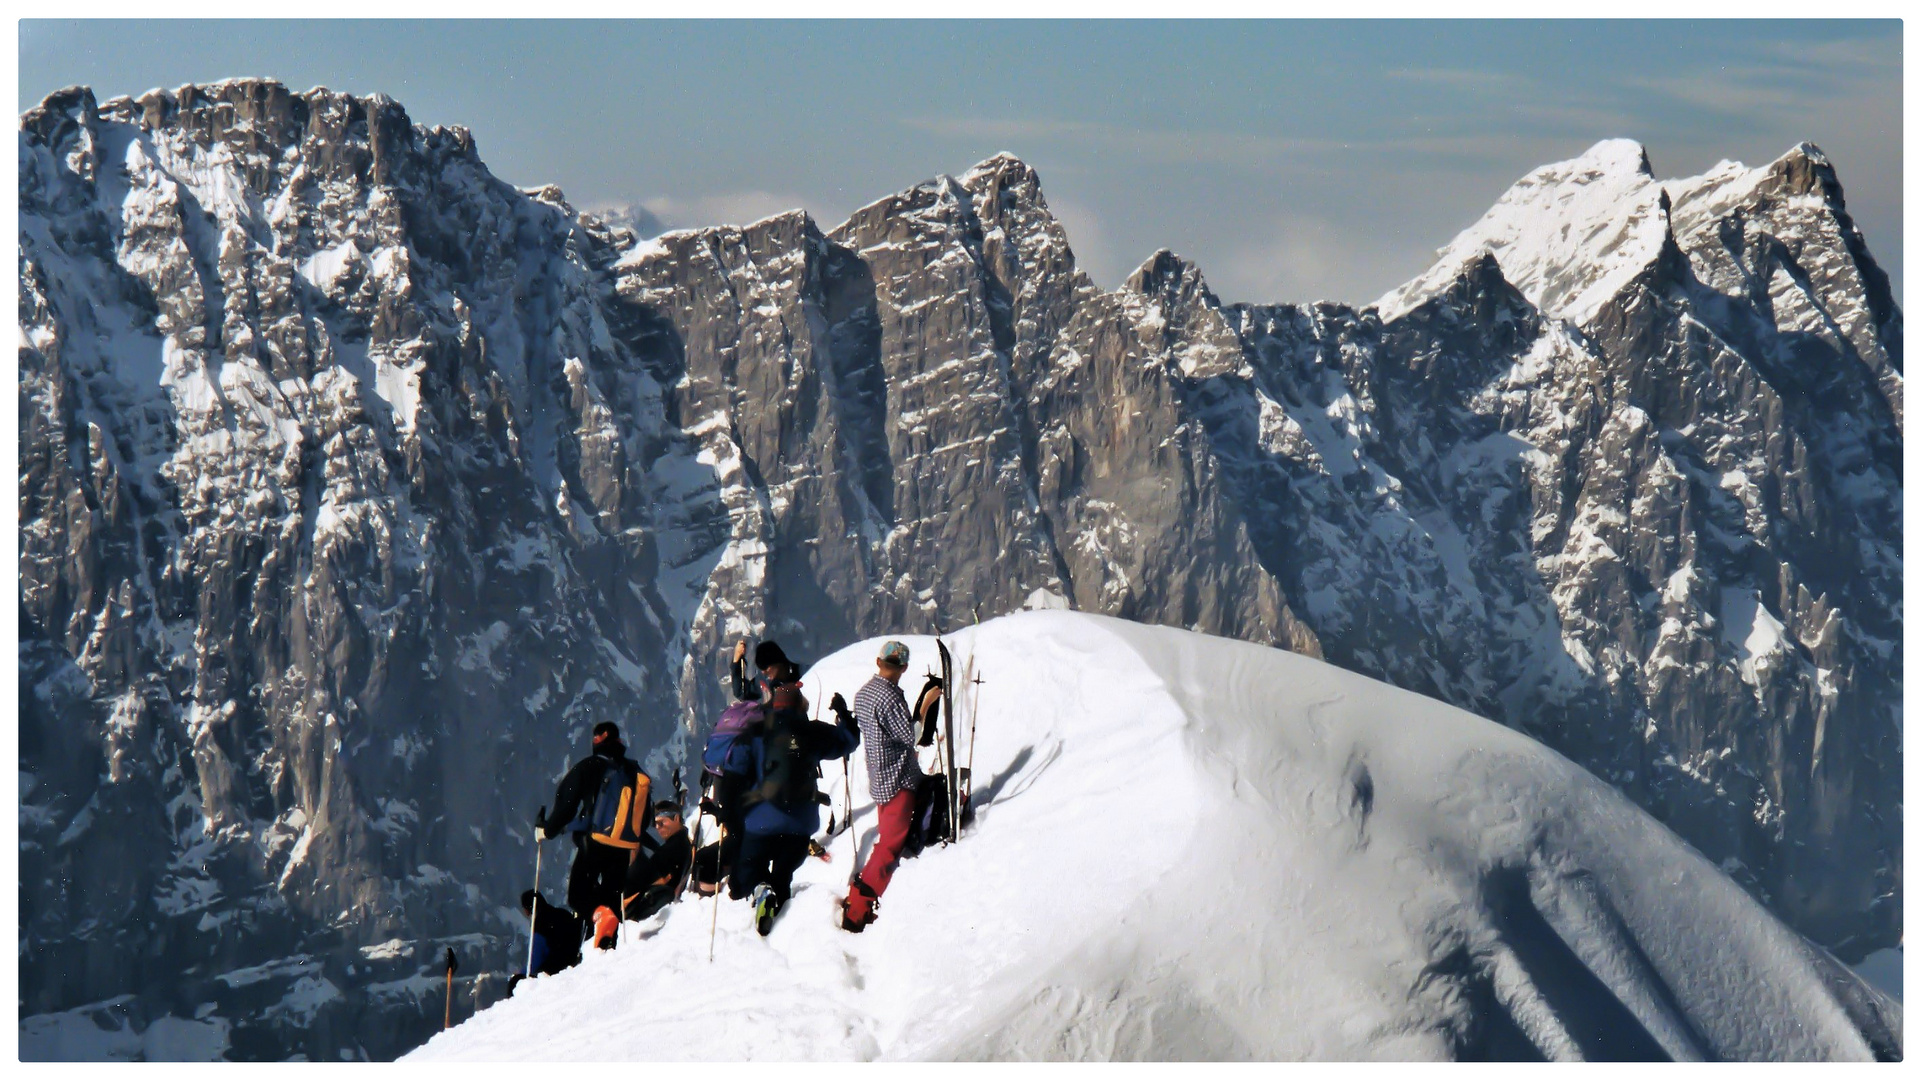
[846,786,916,922]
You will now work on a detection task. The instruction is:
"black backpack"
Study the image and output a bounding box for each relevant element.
[750,719,820,810]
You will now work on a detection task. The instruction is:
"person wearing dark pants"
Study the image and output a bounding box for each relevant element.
[730,831,814,908]
[566,839,629,922]
[842,640,939,932]
[543,722,650,939]
[720,689,859,934]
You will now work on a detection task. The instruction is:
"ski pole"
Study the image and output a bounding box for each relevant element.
[840,753,853,837]
[963,607,981,809]
[964,672,984,809]
[817,695,834,834]
[708,824,726,963]
[526,808,545,981]
[845,731,867,887]
[442,948,458,1030]
[684,780,707,898]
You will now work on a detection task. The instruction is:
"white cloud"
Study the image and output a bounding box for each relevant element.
[1209,213,1428,308]
[636,191,817,231]
[1044,196,1118,289]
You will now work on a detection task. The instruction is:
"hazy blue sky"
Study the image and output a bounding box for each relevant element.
[21,20,1903,305]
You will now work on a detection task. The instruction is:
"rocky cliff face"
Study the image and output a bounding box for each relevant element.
[19,80,692,1059]
[19,84,1899,1060]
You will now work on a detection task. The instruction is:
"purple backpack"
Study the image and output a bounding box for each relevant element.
[701,700,766,778]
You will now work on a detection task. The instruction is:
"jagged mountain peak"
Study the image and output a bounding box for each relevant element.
[962,149,1034,175]
[28,78,486,168]
[621,206,821,259]
[958,150,1047,200]
[1377,136,1886,333]
[1375,137,1676,326]
[1389,249,1539,330]
[1664,142,1846,225]
[1123,247,1216,304]
[837,152,1052,227]
[1762,140,1845,201]
[23,83,96,120]
[1571,136,1657,178]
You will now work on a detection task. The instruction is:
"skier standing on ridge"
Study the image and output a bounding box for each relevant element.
[840,640,939,933]
[723,674,859,935]
[541,721,650,942]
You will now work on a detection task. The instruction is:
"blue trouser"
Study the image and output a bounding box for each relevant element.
[729,831,810,905]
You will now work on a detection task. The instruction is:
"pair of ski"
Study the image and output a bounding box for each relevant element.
[932,639,976,845]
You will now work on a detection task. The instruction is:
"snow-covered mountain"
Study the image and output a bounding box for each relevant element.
[408,612,1899,1062]
[18,80,1900,1060]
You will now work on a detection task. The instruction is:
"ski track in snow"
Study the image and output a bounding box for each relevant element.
[408,611,1897,1062]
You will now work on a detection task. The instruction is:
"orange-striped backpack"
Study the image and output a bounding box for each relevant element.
[585,758,647,849]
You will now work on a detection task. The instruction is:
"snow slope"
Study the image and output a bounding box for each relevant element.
[408,611,1898,1061]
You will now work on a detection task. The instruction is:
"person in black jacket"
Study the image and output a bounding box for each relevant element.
[732,639,802,708]
[709,638,802,889]
[724,701,859,934]
[622,801,693,921]
[507,889,581,995]
[520,890,581,973]
[542,722,650,928]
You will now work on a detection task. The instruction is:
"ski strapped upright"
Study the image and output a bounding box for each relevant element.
[937,638,960,844]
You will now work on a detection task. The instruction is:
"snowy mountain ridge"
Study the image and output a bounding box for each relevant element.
[410,612,1900,1062]
[19,81,1901,1059]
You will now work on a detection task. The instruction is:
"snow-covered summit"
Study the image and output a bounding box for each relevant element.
[409,612,1898,1061]
[1377,138,1671,325]
[1375,139,1874,332]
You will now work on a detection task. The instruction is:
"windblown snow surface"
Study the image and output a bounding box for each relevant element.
[410,611,1899,1061]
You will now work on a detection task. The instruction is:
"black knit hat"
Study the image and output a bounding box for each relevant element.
[592,721,620,746]
[754,641,790,670]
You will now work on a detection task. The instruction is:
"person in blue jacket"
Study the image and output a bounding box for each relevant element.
[724,685,859,935]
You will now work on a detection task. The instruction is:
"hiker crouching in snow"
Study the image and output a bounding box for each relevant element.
[623,801,692,921]
[723,673,859,935]
[509,889,582,994]
[541,721,650,946]
[840,640,940,933]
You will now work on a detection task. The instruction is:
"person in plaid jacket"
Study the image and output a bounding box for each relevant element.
[841,640,940,932]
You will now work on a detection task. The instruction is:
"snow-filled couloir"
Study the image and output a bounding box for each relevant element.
[409,611,1899,1061]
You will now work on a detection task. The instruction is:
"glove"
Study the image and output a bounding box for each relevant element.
[829,692,852,724]
[699,797,720,817]
[534,806,550,840]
